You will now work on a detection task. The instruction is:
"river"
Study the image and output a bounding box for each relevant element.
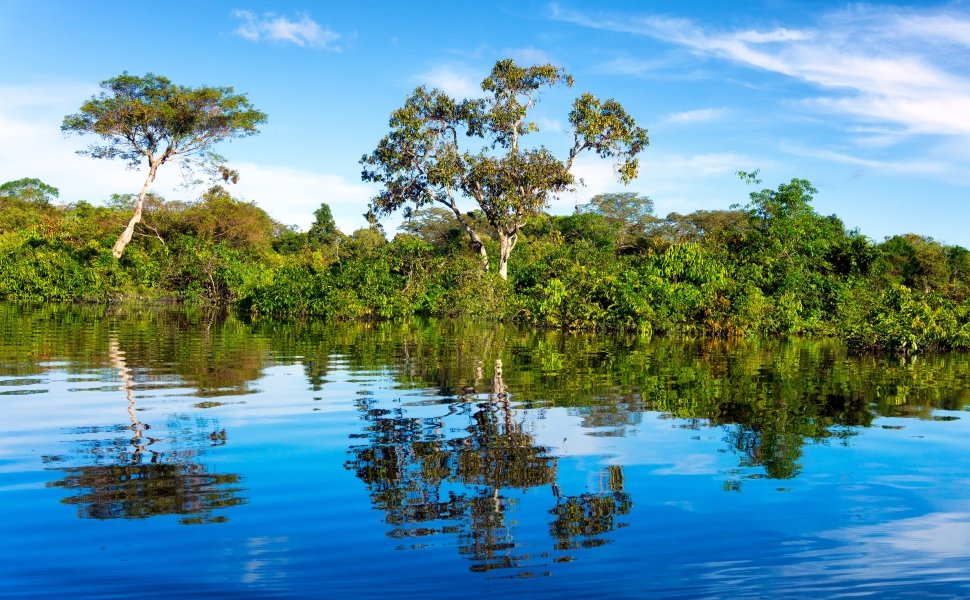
[2,303,969,598]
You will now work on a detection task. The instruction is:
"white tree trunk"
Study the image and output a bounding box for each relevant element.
[112,163,159,258]
[497,232,516,280]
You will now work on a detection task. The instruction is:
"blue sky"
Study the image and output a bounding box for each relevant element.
[1,1,968,246]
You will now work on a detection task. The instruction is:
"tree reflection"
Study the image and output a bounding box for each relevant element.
[346,359,632,573]
[45,337,244,524]
[269,320,922,485]
[49,463,242,523]
[550,465,632,551]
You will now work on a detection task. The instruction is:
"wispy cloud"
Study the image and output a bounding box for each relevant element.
[553,4,970,138]
[534,116,565,133]
[734,28,814,44]
[784,512,970,584]
[600,56,668,77]
[663,108,728,125]
[779,143,949,175]
[0,82,132,201]
[415,65,481,98]
[230,163,374,232]
[232,9,341,50]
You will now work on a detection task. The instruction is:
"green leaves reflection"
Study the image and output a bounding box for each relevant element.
[346,389,629,571]
[48,463,242,523]
[7,304,255,524]
[550,466,632,551]
[4,304,969,535]
[0,302,268,396]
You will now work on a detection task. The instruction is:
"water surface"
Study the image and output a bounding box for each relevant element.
[2,303,969,598]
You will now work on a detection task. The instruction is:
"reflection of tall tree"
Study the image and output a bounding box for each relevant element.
[110,339,157,462]
[453,394,557,571]
[550,465,632,551]
[45,337,243,525]
[724,427,802,481]
[347,359,632,572]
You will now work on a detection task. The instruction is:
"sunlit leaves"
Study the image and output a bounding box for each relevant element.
[569,93,649,183]
[361,59,649,278]
[0,178,60,205]
[62,72,266,170]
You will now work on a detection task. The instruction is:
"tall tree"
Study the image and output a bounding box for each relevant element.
[361,59,648,279]
[62,73,266,258]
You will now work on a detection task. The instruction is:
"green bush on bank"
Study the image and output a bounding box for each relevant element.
[3,178,969,354]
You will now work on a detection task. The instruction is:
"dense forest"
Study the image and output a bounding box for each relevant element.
[2,64,969,353]
[2,173,969,353]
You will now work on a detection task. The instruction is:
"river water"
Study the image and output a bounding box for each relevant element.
[2,303,969,598]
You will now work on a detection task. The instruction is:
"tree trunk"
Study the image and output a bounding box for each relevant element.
[464,231,489,273]
[442,199,490,273]
[497,231,516,280]
[112,163,159,258]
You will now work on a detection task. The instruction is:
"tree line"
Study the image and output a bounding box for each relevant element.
[1,62,969,352]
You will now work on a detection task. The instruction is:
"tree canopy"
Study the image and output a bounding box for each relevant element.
[577,192,655,251]
[62,72,266,257]
[361,59,649,279]
[0,177,60,204]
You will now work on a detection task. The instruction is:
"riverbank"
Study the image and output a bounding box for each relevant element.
[3,180,969,353]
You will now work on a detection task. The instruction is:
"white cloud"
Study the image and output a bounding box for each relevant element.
[778,143,949,175]
[562,151,754,214]
[230,162,375,233]
[663,107,728,124]
[734,28,814,44]
[0,82,135,202]
[415,65,481,98]
[895,14,970,48]
[231,9,341,50]
[599,56,660,77]
[642,152,751,180]
[553,5,970,139]
[534,116,565,133]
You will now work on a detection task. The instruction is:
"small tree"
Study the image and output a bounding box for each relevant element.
[307,203,342,249]
[62,73,266,258]
[361,59,648,279]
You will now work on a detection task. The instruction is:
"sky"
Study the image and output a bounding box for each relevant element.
[1,0,969,246]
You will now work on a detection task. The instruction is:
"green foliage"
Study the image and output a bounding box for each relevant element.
[0,177,60,204]
[361,58,648,279]
[62,72,266,170]
[306,202,342,250]
[1,162,967,354]
[875,234,951,293]
[576,192,655,252]
[63,72,267,257]
[844,284,970,353]
[552,211,617,251]
[401,206,467,252]
[647,209,749,251]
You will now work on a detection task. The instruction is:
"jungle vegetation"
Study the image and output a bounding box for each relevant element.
[3,171,969,353]
[2,64,969,353]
